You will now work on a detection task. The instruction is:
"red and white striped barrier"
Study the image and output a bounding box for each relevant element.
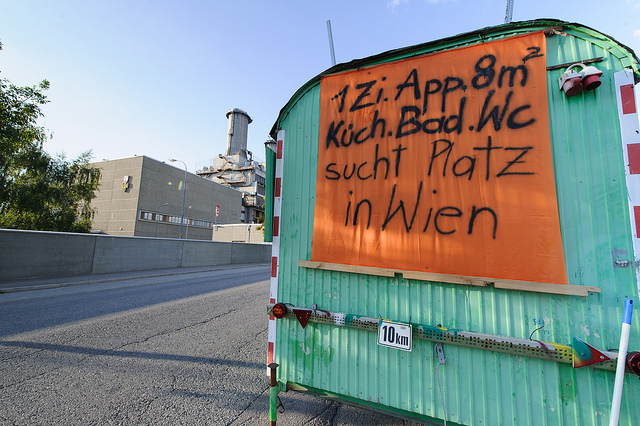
[615,70,640,297]
[267,130,285,371]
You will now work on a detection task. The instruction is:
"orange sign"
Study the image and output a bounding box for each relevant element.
[311,31,568,285]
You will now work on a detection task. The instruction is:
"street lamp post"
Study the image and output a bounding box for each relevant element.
[155,202,169,237]
[169,158,187,239]
[185,205,192,239]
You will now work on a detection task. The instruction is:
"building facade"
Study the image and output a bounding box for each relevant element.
[91,155,242,240]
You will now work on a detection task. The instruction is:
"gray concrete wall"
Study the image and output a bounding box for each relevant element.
[181,240,233,267]
[91,236,184,274]
[0,229,271,281]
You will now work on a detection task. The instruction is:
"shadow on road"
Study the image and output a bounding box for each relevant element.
[0,340,265,369]
[0,265,270,337]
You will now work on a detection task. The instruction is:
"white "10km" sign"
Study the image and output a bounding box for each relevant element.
[377,320,412,351]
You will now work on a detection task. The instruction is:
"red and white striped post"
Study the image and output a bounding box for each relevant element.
[614,70,640,297]
[267,130,285,372]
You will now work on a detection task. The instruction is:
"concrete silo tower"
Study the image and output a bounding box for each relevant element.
[197,107,265,226]
[225,108,253,159]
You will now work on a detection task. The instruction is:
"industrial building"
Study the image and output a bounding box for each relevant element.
[91,155,242,240]
[196,108,267,224]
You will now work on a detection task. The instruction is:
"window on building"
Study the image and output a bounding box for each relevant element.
[138,210,215,229]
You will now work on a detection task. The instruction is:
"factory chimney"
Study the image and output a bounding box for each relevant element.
[225,108,252,159]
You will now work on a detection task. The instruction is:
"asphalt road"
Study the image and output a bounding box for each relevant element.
[0,265,423,425]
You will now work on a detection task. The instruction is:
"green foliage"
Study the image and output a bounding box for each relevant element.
[0,43,101,232]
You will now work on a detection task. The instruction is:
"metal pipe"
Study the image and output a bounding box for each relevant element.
[169,159,187,239]
[154,202,168,237]
[185,206,192,239]
[609,298,634,426]
[504,0,514,24]
[269,363,279,426]
[326,20,336,66]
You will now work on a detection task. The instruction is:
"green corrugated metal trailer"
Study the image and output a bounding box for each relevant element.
[266,19,640,425]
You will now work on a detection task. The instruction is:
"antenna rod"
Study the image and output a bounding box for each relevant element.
[504,0,514,23]
[326,20,336,66]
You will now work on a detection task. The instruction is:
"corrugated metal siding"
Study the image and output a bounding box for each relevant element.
[274,23,640,425]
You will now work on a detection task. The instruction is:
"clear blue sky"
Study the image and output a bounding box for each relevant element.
[2,0,640,171]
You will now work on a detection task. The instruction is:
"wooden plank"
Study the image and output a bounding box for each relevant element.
[492,279,601,296]
[298,260,396,277]
[298,260,601,296]
[401,271,486,287]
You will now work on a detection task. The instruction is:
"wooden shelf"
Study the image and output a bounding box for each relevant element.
[298,260,601,296]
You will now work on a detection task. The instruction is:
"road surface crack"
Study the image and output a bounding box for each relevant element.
[104,307,238,355]
[0,309,237,391]
[254,326,268,340]
[304,401,340,425]
[228,384,270,426]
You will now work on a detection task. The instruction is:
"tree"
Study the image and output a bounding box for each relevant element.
[0,42,101,232]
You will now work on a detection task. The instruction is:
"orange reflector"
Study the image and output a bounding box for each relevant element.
[293,309,313,329]
[272,303,288,319]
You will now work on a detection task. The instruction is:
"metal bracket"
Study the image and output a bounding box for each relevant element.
[435,343,446,365]
[267,303,621,372]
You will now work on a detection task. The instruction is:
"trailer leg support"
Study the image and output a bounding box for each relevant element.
[269,363,279,426]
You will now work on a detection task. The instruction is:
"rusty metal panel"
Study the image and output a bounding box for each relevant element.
[272,20,640,425]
